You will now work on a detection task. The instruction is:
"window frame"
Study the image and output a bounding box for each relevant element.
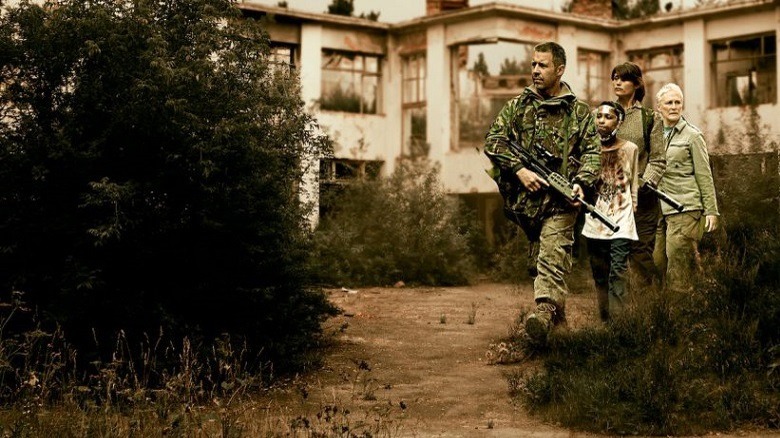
[577,48,611,107]
[710,32,776,108]
[450,39,536,151]
[627,44,684,106]
[269,43,298,72]
[401,53,427,157]
[401,52,426,108]
[320,49,382,115]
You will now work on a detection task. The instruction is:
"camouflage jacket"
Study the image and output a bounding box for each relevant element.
[483,82,601,237]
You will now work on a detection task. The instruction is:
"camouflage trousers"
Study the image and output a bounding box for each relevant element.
[533,211,577,308]
[653,210,705,293]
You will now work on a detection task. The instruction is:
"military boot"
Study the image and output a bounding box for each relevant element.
[525,301,561,345]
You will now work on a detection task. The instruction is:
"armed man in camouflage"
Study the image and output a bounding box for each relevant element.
[484,42,601,345]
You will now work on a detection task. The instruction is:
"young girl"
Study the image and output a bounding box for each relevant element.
[581,101,639,321]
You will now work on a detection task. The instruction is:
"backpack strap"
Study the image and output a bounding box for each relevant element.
[640,105,653,151]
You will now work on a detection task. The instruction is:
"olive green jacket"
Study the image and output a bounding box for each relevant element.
[617,102,667,186]
[658,118,720,217]
[483,82,601,232]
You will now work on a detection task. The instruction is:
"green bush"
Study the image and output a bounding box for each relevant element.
[312,159,478,286]
[0,293,404,436]
[485,225,533,283]
[0,0,337,376]
[711,151,779,231]
[511,221,780,435]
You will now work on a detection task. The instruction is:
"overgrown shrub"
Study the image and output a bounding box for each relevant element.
[711,151,779,231]
[0,294,404,436]
[0,0,337,376]
[312,158,479,287]
[510,221,780,435]
[709,106,780,230]
[485,225,533,283]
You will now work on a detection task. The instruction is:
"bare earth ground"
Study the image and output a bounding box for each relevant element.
[261,282,778,437]
[263,282,603,437]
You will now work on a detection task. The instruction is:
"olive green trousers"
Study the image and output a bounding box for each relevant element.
[653,210,705,293]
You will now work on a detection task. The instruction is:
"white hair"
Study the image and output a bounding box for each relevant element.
[656,83,684,103]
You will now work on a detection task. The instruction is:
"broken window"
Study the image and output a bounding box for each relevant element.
[577,49,611,107]
[321,50,381,114]
[628,45,684,106]
[269,44,297,73]
[319,159,383,184]
[452,40,535,151]
[402,53,427,157]
[711,33,776,107]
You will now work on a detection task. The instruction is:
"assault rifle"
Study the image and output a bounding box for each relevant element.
[507,140,620,233]
[640,179,684,212]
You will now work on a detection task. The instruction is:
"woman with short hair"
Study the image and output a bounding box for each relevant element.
[653,83,720,292]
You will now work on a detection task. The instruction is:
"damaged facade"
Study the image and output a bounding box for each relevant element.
[253,0,779,242]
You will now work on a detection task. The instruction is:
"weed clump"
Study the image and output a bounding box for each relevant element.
[509,222,780,435]
[313,158,479,287]
[0,295,406,436]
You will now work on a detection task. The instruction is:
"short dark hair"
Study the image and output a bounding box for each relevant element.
[598,100,625,122]
[610,62,646,102]
[534,42,566,68]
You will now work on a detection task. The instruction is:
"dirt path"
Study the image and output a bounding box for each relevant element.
[291,282,602,437]
[263,282,780,437]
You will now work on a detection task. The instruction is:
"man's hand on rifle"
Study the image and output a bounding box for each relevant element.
[570,183,583,208]
[516,168,549,193]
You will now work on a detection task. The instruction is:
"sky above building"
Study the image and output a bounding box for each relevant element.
[244,0,710,21]
[245,0,565,23]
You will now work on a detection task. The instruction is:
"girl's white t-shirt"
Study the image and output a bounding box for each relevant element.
[581,140,640,241]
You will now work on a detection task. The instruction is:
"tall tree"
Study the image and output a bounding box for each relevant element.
[472,52,490,76]
[500,57,523,75]
[327,0,354,16]
[359,10,381,21]
[613,0,660,19]
[0,0,337,372]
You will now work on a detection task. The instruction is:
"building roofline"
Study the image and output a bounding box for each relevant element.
[237,1,390,30]
[238,0,776,34]
[391,1,615,30]
[613,0,776,30]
